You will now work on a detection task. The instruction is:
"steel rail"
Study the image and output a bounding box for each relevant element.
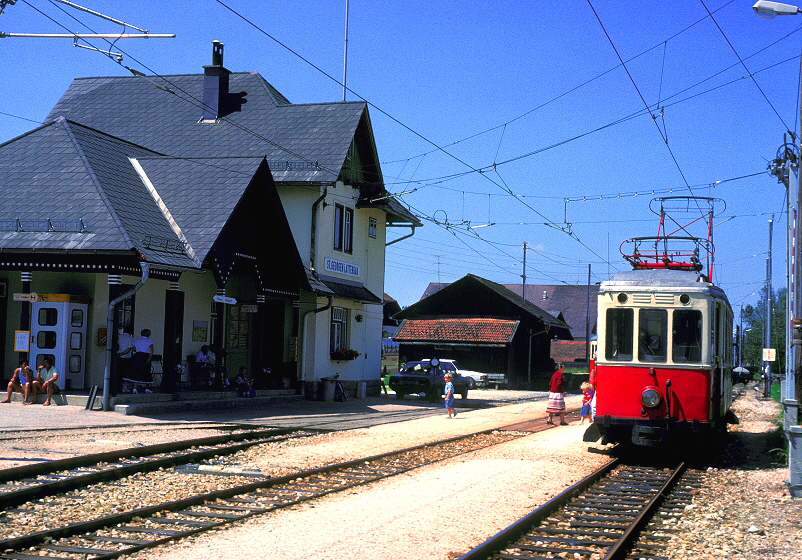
[457,458,620,560]
[457,461,687,560]
[0,427,304,484]
[0,430,316,510]
[0,428,526,558]
[603,461,686,559]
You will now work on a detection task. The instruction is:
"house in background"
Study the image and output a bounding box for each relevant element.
[0,42,419,405]
[421,282,597,342]
[393,274,571,387]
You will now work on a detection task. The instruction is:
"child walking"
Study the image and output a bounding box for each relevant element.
[580,381,594,424]
[443,373,456,418]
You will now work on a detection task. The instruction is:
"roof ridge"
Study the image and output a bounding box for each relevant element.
[128,157,200,267]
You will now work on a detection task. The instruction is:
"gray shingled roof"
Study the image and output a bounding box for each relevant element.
[0,119,196,268]
[0,119,285,271]
[46,73,368,185]
[133,155,266,264]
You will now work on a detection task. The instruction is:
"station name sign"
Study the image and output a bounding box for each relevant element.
[324,258,359,277]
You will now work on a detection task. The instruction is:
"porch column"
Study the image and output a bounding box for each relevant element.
[107,273,124,395]
[19,271,32,362]
[212,288,225,391]
[254,294,265,389]
[162,281,183,393]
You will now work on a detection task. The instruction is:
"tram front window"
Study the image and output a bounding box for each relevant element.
[606,308,633,361]
[638,309,667,362]
[673,309,702,363]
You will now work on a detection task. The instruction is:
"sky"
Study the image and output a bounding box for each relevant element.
[0,0,800,311]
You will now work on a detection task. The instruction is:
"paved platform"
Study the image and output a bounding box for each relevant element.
[0,388,566,432]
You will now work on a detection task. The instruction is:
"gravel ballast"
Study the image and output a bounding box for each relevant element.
[1,388,799,559]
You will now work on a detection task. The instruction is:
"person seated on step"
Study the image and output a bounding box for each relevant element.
[33,358,60,406]
[234,366,256,398]
[3,359,36,405]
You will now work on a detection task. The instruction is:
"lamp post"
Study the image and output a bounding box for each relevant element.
[753,0,802,497]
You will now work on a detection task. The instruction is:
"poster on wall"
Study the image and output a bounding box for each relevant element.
[14,331,29,352]
[192,321,208,342]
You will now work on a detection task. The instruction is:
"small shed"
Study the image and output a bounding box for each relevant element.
[393,274,571,387]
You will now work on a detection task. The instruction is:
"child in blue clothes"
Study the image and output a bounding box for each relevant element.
[580,381,594,424]
[443,373,456,418]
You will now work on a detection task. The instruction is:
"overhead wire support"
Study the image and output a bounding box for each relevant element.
[0,32,174,38]
[52,0,147,33]
[0,0,174,40]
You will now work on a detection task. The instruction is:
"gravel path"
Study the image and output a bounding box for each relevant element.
[667,388,802,559]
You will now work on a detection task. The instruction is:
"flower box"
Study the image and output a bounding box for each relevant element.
[330,348,360,361]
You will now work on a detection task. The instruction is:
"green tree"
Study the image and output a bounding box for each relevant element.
[741,287,786,378]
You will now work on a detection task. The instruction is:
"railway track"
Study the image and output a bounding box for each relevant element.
[459,460,703,560]
[0,428,316,512]
[0,428,529,559]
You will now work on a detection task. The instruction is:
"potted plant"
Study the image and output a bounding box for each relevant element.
[331,348,360,361]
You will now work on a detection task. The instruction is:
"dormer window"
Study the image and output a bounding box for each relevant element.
[334,204,353,253]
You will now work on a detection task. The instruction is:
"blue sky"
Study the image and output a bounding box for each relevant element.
[1,0,799,310]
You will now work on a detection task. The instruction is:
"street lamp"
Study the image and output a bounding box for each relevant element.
[753,1,800,17]
[753,0,802,498]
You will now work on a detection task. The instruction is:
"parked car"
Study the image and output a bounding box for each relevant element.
[389,359,470,401]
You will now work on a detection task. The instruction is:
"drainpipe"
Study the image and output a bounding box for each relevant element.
[309,186,328,269]
[299,295,333,398]
[102,262,149,411]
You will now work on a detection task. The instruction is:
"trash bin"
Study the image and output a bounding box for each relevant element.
[320,377,336,402]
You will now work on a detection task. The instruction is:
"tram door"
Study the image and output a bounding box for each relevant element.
[30,295,89,390]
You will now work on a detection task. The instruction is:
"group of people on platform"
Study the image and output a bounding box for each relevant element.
[3,357,60,406]
[116,327,155,383]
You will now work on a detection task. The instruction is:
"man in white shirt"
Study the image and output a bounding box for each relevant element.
[33,358,60,406]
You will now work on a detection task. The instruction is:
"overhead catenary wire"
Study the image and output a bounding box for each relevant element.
[587,0,691,188]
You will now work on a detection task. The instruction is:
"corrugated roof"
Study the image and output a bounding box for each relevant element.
[394,318,520,344]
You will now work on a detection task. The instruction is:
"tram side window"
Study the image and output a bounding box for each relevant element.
[606,308,633,361]
[638,309,667,362]
[673,309,702,363]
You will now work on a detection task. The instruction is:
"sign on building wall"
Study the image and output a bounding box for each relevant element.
[324,258,360,277]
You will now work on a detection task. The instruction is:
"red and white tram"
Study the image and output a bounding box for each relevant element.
[583,197,738,447]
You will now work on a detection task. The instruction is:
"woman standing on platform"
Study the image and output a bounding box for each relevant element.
[546,362,568,426]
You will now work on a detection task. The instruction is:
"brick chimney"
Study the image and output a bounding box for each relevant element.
[201,40,230,122]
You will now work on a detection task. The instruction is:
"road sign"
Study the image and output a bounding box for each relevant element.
[212,295,237,305]
[12,292,37,302]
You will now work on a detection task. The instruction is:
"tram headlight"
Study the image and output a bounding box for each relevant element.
[641,388,662,408]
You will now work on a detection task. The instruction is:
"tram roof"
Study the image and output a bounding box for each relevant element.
[600,269,728,298]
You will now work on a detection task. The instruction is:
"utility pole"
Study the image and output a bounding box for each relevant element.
[586,264,591,363]
[342,0,349,102]
[764,217,773,398]
[521,242,527,304]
